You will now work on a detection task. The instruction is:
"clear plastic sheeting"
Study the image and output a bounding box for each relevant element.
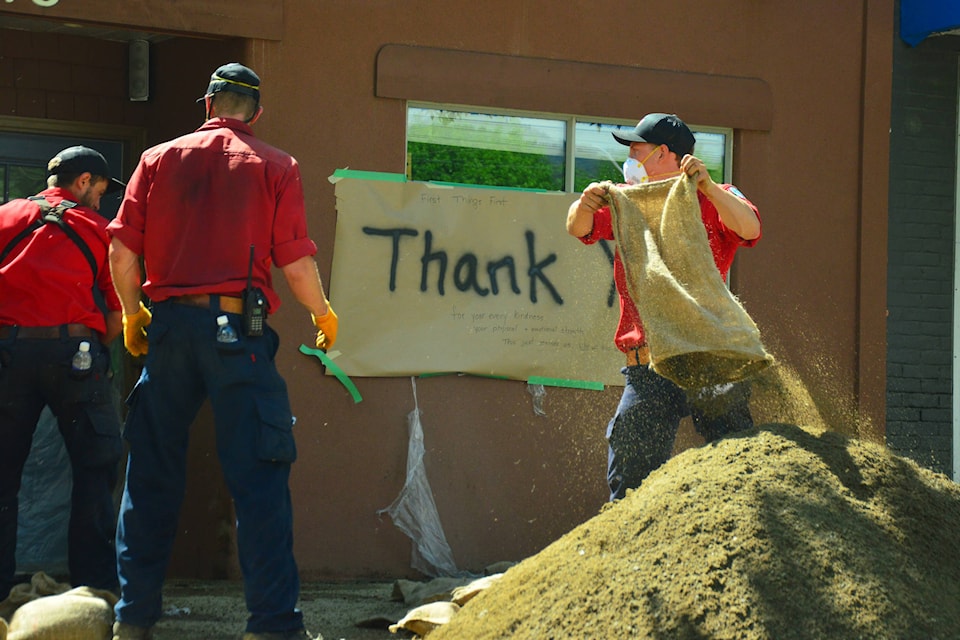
[378,377,460,578]
[16,406,70,574]
[527,383,547,416]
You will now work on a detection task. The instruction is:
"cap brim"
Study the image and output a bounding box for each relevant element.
[611,131,647,146]
[106,178,126,194]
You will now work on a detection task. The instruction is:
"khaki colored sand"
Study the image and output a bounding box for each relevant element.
[430,366,960,640]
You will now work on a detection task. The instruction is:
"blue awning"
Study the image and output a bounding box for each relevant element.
[901,0,960,46]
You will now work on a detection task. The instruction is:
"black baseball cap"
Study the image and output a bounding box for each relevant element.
[47,146,125,193]
[200,62,261,102]
[612,113,696,158]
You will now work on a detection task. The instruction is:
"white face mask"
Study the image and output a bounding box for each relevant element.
[622,145,660,185]
[622,157,648,185]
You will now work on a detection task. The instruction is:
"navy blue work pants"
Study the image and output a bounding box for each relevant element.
[114,301,302,634]
[606,364,753,501]
[0,333,121,598]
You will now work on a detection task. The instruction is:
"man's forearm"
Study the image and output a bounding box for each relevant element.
[703,183,761,240]
[108,237,145,314]
[566,200,595,238]
[281,255,329,317]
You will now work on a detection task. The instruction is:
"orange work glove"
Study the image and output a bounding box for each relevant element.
[122,301,152,357]
[311,305,338,351]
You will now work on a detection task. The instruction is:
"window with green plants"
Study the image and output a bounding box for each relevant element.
[407,105,731,192]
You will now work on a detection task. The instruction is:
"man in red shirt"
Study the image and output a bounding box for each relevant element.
[566,113,761,501]
[0,145,125,598]
[108,63,336,640]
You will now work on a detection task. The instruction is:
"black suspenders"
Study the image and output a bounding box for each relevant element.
[0,196,108,318]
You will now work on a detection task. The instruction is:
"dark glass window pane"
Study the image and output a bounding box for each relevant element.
[7,165,47,201]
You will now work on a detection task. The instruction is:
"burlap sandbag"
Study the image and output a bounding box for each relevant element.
[392,577,473,606]
[606,176,773,388]
[389,601,460,636]
[451,573,503,606]
[0,572,70,622]
[5,586,117,640]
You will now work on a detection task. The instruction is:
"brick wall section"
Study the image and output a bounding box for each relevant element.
[887,33,960,475]
[0,27,145,126]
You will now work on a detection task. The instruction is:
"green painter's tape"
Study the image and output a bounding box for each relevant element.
[330,168,406,182]
[299,344,363,403]
[527,376,605,391]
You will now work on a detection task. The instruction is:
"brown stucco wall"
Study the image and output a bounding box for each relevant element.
[250,0,892,579]
[0,0,892,580]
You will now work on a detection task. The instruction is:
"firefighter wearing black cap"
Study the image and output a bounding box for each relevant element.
[0,145,125,599]
[107,63,334,640]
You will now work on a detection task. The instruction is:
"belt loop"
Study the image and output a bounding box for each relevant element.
[59,324,69,340]
[211,294,222,314]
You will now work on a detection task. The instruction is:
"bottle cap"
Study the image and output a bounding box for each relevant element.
[217,315,229,326]
[79,341,90,352]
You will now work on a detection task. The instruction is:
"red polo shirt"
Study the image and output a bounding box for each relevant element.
[107,118,318,313]
[579,184,760,353]
[0,188,121,333]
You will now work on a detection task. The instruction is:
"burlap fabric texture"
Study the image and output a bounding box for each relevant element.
[605,175,773,388]
[0,572,117,640]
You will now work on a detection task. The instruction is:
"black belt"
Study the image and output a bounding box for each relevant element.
[0,324,96,339]
[168,294,244,314]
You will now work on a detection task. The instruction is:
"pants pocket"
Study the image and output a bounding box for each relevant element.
[254,391,296,463]
[62,345,112,404]
[78,401,123,468]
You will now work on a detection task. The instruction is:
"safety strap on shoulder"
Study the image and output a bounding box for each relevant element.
[0,196,108,318]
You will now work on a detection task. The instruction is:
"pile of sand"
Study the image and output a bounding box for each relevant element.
[431,367,960,639]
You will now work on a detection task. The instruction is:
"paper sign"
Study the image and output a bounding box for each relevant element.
[327,175,624,386]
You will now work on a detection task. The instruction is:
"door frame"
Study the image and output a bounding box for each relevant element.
[0,115,145,181]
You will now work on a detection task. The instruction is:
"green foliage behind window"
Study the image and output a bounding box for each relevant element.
[408,143,564,191]
[2,165,46,203]
[407,106,730,193]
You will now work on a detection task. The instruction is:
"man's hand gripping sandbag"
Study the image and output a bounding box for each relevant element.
[311,303,338,350]
[122,301,152,356]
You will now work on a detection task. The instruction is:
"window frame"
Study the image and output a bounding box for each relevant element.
[407,101,734,192]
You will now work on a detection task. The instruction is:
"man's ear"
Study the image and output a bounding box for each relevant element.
[73,172,92,193]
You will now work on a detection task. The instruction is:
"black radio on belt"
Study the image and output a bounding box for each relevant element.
[242,244,266,337]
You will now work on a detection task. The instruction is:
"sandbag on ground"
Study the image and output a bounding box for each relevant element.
[0,572,70,622]
[5,585,117,640]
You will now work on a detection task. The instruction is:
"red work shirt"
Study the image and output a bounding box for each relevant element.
[579,184,760,353]
[0,188,121,333]
[107,118,318,313]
